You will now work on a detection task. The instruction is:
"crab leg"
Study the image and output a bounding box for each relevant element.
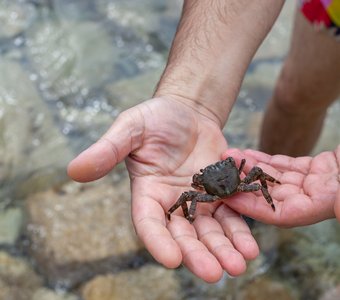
[238,158,246,174]
[187,193,220,223]
[243,166,281,185]
[167,191,219,223]
[237,182,276,211]
[166,191,198,221]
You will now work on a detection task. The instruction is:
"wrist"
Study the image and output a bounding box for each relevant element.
[154,69,239,128]
[154,0,284,127]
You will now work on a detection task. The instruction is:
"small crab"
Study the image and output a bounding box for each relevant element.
[167,157,281,223]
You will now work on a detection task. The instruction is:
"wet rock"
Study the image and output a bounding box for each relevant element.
[276,221,340,298]
[32,288,79,300]
[25,177,144,288]
[105,68,164,110]
[96,0,181,48]
[0,1,37,39]
[52,0,98,22]
[81,264,179,300]
[26,19,116,100]
[0,207,23,245]
[0,251,42,300]
[240,276,298,300]
[0,251,79,300]
[0,59,72,198]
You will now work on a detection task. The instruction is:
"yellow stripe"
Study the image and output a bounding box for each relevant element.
[327,0,340,26]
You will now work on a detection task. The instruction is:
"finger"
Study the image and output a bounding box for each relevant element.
[134,216,183,268]
[167,216,223,283]
[221,148,266,174]
[68,110,144,182]
[214,204,259,260]
[193,214,247,276]
[243,149,313,175]
[222,148,251,167]
[223,149,314,175]
[132,187,182,269]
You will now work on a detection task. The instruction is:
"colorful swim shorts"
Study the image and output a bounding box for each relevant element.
[300,0,340,36]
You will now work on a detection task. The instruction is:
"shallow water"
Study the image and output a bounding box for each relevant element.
[0,1,339,299]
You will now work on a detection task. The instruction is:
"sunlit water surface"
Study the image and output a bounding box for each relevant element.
[0,1,339,299]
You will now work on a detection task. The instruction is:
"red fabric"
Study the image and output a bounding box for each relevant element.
[301,0,332,26]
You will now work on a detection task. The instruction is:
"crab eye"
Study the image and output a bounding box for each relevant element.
[226,157,234,163]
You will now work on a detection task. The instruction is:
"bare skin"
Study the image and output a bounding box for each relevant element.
[259,12,340,156]
[222,146,340,226]
[68,0,285,283]
[67,0,340,283]
[68,97,258,282]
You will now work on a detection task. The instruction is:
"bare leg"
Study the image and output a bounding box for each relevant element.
[259,10,340,156]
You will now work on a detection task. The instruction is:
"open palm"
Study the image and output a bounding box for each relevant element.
[68,97,259,282]
[222,148,339,227]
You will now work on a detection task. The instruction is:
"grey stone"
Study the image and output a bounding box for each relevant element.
[0,1,37,39]
[26,20,117,100]
[0,207,23,245]
[0,59,72,198]
[105,68,164,111]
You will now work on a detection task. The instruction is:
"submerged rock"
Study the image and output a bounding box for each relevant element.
[0,251,79,300]
[0,1,37,39]
[277,221,340,299]
[32,288,79,300]
[0,59,72,198]
[25,176,144,288]
[0,207,23,245]
[96,0,181,52]
[105,68,164,110]
[0,251,42,300]
[81,264,179,300]
[240,276,298,300]
[26,19,116,100]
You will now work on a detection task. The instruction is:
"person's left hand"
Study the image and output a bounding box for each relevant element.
[221,147,340,227]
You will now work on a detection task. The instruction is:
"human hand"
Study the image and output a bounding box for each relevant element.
[67,96,259,282]
[222,147,340,227]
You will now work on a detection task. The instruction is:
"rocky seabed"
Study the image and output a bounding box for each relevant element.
[0,1,340,299]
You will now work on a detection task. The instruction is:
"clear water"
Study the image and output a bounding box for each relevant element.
[0,1,339,299]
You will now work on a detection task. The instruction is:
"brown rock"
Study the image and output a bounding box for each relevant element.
[240,277,298,300]
[0,251,42,300]
[25,177,144,288]
[82,265,179,300]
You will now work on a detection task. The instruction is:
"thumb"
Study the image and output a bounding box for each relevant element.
[67,110,144,182]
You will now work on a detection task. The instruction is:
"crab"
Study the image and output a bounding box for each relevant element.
[166,157,281,223]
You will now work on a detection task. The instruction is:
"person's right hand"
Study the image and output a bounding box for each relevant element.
[68,96,259,282]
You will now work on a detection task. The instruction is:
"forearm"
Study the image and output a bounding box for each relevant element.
[155,0,285,127]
